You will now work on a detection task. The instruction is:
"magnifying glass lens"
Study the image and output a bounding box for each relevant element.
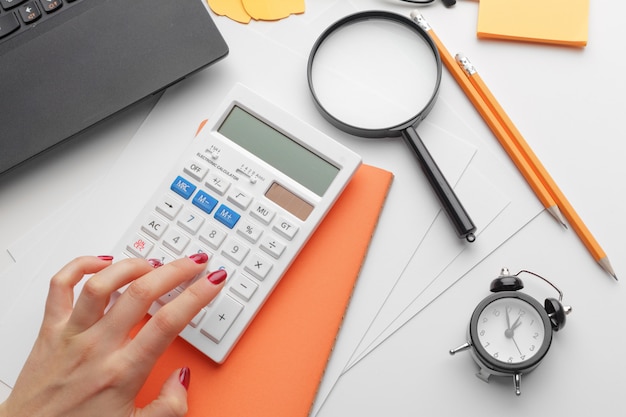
[310,18,439,130]
[308,12,476,241]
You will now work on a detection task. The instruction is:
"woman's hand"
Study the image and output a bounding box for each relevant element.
[0,253,226,417]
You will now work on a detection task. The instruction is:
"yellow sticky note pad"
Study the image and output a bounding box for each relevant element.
[207,0,304,24]
[243,0,304,21]
[477,0,589,47]
[207,0,252,24]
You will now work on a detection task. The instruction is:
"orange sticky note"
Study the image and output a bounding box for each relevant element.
[207,0,305,24]
[207,0,252,24]
[242,0,305,21]
[134,164,393,417]
[477,0,589,47]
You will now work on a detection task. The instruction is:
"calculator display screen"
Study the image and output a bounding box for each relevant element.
[218,106,340,196]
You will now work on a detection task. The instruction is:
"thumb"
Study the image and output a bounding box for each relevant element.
[135,367,191,417]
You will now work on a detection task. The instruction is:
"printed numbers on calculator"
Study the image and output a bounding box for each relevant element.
[122,159,297,345]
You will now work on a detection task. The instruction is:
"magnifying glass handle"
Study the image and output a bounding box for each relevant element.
[402,128,477,242]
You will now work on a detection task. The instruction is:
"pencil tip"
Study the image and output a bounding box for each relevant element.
[547,206,568,228]
[598,257,618,281]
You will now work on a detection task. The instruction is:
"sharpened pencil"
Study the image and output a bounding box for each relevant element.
[455,54,616,280]
[409,10,617,280]
[409,11,564,226]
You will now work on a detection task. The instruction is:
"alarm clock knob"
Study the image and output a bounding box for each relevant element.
[544,298,572,331]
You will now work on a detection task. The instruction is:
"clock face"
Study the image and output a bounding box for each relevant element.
[471,293,551,370]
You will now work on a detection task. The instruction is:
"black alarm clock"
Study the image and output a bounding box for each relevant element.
[450,268,572,395]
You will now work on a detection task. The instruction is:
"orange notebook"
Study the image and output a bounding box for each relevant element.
[134,163,393,416]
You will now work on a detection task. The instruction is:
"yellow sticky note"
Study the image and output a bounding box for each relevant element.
[207,0,252,24]
[242,0,305,21]
[477,0,589,47]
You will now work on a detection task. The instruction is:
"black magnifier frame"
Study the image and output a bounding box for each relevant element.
[307,10,476,242]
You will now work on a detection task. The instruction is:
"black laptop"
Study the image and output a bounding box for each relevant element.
[0,0,229,175]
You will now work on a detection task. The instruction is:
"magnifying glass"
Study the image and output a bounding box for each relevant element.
[307,10,476,242]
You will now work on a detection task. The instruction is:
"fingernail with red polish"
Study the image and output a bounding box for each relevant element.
[189,253,208,264]
[207,269,227,285]
[98,255,114,261]
[179,367,191,391]
[147,258,163,268]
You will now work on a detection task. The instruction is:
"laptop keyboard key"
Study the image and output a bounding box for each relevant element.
[0,13,20,38]
[18,2,41,23]
[39,0,62,13]
[1,0,27,10]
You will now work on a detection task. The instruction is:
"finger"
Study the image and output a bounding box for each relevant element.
[43,256,114,326]
[102,254,210,342]
[129,269,226,367]
[67,257,158,332]
[135,367,190,417]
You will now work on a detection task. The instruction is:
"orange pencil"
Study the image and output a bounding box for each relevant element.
[455,54,616,280]
[409,10,616,280]
[409,12,566,226]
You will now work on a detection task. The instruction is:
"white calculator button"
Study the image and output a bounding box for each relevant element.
[236,220,263,243]
[189,308,206,328]
[250,202,275,224]
[200,295,243,343]
[157,288,181,305]
[206,173,231,195]
[229,274,258,301]
[259,235,286,259]
[227,188,252,210]
[199,224,227,249]
[150,247,175,265]
[209,256,237,281]
[177,208,205,235]
[183,159,210,181]
[221,237,250,265]
[141,213,168,239]
[243,253,273,281]
[127,233,154,258]
[273,216,299,240]
[162,228,190,255]
[184,241,212,260]
[156,194,182,220]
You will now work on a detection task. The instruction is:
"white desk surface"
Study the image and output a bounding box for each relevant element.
[1,0,625,415]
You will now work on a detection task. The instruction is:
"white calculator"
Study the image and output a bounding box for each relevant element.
[112,84,361,363]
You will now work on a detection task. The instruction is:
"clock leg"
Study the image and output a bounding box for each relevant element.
[449,342,471,355]
[476,368,491,382]
[514,373,521,396]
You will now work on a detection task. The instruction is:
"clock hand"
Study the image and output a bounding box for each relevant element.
[505,312,523,338]
[511,315,522,331]
[511,335,522,355]
[505,306,512,330]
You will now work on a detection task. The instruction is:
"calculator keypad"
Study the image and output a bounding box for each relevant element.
[110,87,361,363]
[122,164,293,347]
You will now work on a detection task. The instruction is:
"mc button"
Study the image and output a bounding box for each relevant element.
[170,176,196,200]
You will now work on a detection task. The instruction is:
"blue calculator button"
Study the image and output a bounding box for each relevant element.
[214,204,241,229]
[193,190,218,214]
[171,176,196,199]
